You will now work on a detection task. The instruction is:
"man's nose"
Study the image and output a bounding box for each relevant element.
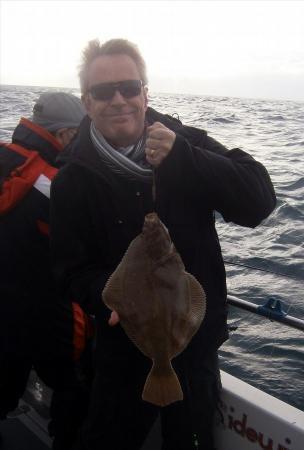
[110,89,127,105]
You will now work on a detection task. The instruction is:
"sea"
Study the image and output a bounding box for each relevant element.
[1,84,303,411]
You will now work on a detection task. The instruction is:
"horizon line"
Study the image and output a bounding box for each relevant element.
[1,83,303,104]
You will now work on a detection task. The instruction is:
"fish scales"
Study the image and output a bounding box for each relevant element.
[102,212,206,407]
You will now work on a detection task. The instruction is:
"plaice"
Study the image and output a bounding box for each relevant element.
[102,212,206,407]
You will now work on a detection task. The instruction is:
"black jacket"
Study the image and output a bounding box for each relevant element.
[50,107,276,361]
[0,119,76,360]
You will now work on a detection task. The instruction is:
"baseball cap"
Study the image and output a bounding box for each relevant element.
[31,92,86,132]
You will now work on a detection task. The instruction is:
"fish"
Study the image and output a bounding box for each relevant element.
[102,212,206,407]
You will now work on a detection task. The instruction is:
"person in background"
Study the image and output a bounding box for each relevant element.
[0,92,92,450]
[50,39,276,450]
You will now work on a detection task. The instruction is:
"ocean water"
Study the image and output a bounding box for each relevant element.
[1,85,303,410]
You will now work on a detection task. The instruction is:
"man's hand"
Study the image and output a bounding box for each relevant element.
[108,310,120,326]
[145,122,176,167]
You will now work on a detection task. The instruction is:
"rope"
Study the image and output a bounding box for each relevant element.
[224,259,302,282]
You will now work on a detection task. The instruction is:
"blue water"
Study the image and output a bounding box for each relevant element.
[1,85,303,410]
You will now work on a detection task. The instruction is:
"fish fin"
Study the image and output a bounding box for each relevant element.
[102,265,124,309]
[186,272,207,321]
[142,360,183,407]
[102,235,143,310]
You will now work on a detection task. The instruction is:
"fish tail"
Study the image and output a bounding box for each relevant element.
[142,360,183,407]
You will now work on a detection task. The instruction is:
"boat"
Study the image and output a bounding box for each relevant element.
[1,295,303,450]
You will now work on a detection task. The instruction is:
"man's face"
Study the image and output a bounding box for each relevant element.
[55,128,78,148]
[83,54,148,148]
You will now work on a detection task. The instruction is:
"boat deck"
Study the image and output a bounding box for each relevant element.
[0,371,161,450]
[1,370,304,450]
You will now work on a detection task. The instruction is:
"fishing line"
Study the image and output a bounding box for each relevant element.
[152,167,156,208]
[227,316,249,332]
[224,259,302,281]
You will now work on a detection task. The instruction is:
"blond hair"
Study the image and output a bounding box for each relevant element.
[79,38,148,94]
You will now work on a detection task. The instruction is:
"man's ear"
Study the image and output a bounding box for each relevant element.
[55,128,77,148]
[54,128,68,146]
[82,93,92,116]
[143,86,148,111]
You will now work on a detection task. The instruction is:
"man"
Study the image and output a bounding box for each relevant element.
[50,39,276,450]
[0,92,91,450]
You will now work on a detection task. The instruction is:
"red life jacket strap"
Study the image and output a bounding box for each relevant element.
[0,143,58,215]
[72,303,94,361]
[19,118,63,152]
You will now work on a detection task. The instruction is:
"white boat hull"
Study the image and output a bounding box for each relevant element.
[215,371,304,450]
[2,370,303,449]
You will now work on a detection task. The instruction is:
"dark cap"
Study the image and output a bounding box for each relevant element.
[32,92,86,132]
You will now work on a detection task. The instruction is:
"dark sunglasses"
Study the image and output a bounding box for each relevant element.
[88,79,143,101]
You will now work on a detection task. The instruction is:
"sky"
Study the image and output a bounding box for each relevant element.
[1,0,304,101]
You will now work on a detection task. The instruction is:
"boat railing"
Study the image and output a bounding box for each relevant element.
[227,294,304,331]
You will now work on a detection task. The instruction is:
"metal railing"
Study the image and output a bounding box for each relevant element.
[227,295,304,331]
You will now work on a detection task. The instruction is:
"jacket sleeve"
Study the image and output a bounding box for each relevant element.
[50,166,112,317]
[156,131,276,228]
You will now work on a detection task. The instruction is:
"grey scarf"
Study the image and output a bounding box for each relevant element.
[90,122,152,183]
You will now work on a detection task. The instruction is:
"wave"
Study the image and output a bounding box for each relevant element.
[211,117,236,124]
[263,115,286,121]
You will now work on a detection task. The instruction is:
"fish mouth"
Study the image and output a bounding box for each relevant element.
[143,213,170,238]
[143,213,160,236]
[143,212,164,231]
[144,212,159,224]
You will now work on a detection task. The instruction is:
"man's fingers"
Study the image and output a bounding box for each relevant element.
[145,145,163,159]
[145,122,176,167]
[146,137,162,149]
[145,149,161,167]
[146,121,166,132]
[108,310,120,326]
[147,128,171,140]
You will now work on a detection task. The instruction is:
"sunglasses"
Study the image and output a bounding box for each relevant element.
[88,79,143,101]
